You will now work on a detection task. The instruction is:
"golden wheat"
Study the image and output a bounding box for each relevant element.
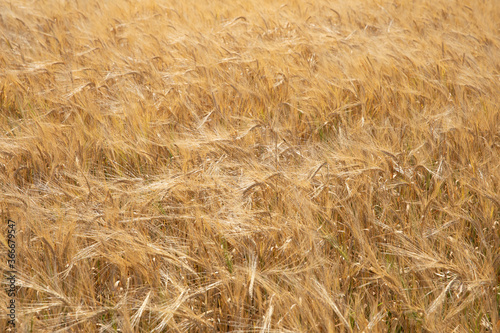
[0,0,499,331]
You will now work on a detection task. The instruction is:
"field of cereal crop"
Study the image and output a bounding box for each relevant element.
[1,0,499,331]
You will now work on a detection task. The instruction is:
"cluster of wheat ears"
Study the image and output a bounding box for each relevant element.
[0,0,499,331]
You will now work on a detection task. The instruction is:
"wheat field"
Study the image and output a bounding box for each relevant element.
[0,0,499,331]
